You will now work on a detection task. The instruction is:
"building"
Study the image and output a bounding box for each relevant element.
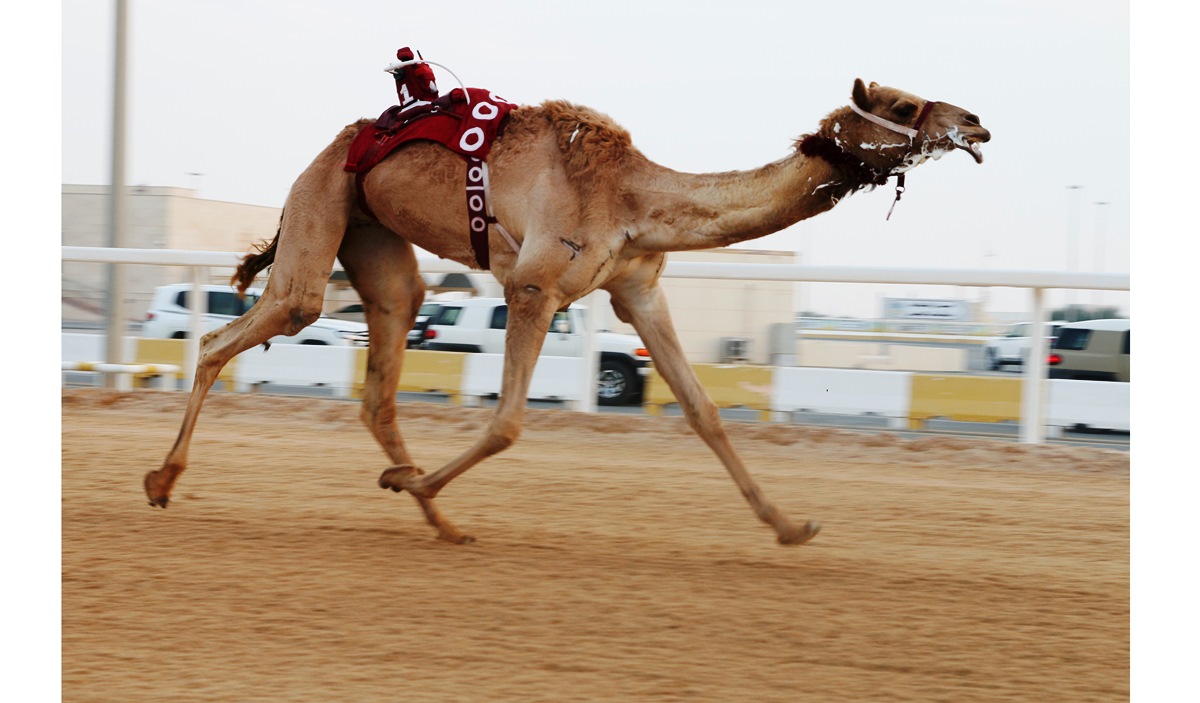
[62,185,281,323]
[62,185,795,363]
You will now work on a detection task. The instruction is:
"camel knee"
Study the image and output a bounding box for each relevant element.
[504,280,558,313]
[482,416,522,454]
[283,304,322,335]
[256,297,324,337]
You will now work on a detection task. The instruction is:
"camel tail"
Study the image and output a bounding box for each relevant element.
[230,214,282,296]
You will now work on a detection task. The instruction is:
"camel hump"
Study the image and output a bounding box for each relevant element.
[536,100,638,196]
[540,100,633,150]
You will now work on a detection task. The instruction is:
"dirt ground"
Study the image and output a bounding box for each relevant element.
[61,388,1129,702]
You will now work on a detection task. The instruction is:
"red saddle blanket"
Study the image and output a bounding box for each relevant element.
[344,87,516,176]
[344,87,518,269]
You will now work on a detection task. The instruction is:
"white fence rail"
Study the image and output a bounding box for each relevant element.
[61,246,1130,444]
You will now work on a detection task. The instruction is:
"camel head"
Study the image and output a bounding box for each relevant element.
[839,79,990,175]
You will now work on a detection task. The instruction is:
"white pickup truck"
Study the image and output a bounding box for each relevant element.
[421,297,652,405]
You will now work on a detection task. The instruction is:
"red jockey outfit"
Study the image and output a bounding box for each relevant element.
[344,48,520,270]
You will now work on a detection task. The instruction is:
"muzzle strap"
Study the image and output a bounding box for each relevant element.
[847,99,939,220]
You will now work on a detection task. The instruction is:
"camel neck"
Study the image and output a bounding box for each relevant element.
[629,147,861,252]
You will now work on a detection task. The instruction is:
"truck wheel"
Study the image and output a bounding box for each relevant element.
[597,359,636,406]
[985,348,1000,371]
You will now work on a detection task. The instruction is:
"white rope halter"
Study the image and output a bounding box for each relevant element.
[847,101,921,140]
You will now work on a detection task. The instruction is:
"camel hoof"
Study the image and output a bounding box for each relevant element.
[378,464,423,493]
[438,531,476,545]
[777,520,821,546]
[144,471,171,509]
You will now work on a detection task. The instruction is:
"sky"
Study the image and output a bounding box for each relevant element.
[57,0,1133,319]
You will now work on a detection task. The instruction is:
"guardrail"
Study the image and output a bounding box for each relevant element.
[61,246,1130,443]
[62,333,1130,434]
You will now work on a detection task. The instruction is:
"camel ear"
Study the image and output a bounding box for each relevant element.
[852,78,872,110]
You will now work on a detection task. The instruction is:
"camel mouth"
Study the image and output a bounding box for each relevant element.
[946,128,986,165]
[958,139,984,164]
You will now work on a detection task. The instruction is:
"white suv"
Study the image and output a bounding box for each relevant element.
[422,297,651,405]
[142,284,370,347]
[983,321,1063,370]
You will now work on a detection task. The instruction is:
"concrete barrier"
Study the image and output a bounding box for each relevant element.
[62,333,107,363]
[908,374,1022,428]
[133,337,239,386]
[462,354,586,405]
[370,349,468,400]
[644,363,774,419]
[233,343,359,397]
[1047,379,1130,431]
[772,367,912,427]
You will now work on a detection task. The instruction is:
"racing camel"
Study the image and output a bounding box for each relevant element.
[144,75,990,545]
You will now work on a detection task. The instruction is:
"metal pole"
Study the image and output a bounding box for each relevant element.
[103,0,130,384]
[185,267,208,390]
[1092,201,1110,307]
[1064,185,1082,311]
[1020,287,1049,444]
[577,291,599,413]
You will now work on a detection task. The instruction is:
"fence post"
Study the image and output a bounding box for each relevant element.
[185,266,208,390]
[1019,287,1049,444]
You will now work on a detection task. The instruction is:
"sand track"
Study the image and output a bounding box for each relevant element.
[62,389,1128,702]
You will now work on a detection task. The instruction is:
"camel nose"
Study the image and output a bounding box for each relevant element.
[963,113,991,142]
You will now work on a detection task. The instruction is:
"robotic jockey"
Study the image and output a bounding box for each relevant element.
[388,47,439,112]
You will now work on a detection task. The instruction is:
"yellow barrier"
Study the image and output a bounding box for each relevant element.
[133,338,238,387]
[351,349,467,401]
[908,374,1022,428]
[644,363,774,420]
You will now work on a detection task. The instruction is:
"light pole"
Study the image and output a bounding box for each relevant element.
[979,241,995,320]
[1065,185,1083,310]
[104,0,130,384]
[1093,201,1110,307]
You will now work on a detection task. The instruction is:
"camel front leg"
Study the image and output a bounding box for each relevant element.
[609,279,819,545]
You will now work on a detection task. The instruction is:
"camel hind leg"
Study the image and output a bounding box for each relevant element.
[337,224,473,543]
[145,143,355,507]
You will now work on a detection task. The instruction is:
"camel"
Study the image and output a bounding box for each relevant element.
[143,76,989,545]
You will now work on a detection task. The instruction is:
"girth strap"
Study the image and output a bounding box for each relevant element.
[465,157,521,270]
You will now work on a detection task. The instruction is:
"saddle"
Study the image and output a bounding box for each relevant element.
[344,85,519,270]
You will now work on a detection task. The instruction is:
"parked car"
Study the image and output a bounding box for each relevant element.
[1048,319,1130,382]
[407,302,444,349]
[421,297,651,405]
[142,284,369,347]
[327,303,365,323]
[983,321,1064,370]
[329,301,441,348]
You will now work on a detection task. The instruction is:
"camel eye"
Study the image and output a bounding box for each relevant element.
[893,102,917,120]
